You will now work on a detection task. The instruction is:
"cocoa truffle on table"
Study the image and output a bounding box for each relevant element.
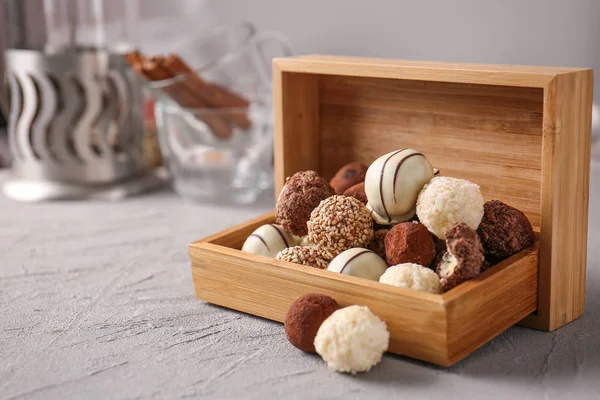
[343,182,368,205]
[276,170,335,236]
[307,195,374,259]
[437,222,484,291]
[284,293,340,353]
[477,200,535,259]
[385,222,435,267]
[330,162,368,194]
[276,246,330,269]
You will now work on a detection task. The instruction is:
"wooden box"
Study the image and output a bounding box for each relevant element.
[189,56,592,366]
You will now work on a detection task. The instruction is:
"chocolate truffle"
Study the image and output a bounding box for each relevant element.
[276,170,335,236]
[477,200,535,259]
[314,305,389,374]
[241,224,298,258]
[307,195,374,259]
[379,263,442,294]
[367,229,389,260]
[416,176,484,239]
[276,246,330,269]
[327,248,388,281]
[330,162,368,194]
[343,182,368,205]
[284,293,340,352]
[437,222,484,291]
[365,149,434,225]
[385,222,435,267]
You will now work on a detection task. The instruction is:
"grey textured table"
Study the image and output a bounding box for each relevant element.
[1,165,599,400]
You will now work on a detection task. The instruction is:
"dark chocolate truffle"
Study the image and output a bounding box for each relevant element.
[284,293,341,352]
[276,171,335,236]
[343,182,368,205]
[385,222,435,267]
[437,222,484,291]
[330,162,368,195]
[367,229,389,260]
[477,200,535,259]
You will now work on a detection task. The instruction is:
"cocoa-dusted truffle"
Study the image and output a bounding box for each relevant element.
[367,229,389,260]
[477,200,535,259]
[285,293,340,352]
[343,182,368,205]
[437,222,484,291]
[330,162,368,194]
[385,222,435,267]
[307,195,374,259]
[276,246,330,269]
[276,171,335,236]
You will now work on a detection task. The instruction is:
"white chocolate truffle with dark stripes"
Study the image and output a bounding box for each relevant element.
[365,149,434,225]
[242,224,298,258]
[327,248,388,281]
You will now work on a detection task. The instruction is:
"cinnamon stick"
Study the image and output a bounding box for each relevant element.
[161,54,252,129]
[140,59,233,140]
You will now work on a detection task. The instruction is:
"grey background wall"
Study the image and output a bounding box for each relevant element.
[140,0,600,141]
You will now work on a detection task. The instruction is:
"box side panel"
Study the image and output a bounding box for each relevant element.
[444,243,539,364]
[522,70,592,331]
[273,66,321,196]
[318,75,544,228]
[190,243,450,366]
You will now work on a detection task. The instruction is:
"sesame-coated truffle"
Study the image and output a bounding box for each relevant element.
[343,182,368,205]
[284,293,341,352]
[437,222,484,291]
[276,246,330,269]
[307,195,374,259]
[477,200,535,259]
[365,149,434,225]
[276,171,335,236]
[367,229,389,260]
[416,176,484,239]
[379,263,442,294]
[385,222,435,267]
[330,162,368,194]
[314,305,389,374]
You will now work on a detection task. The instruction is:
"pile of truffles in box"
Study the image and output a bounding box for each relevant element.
[241,148,536,373]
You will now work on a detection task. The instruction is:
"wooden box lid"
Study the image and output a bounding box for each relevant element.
[272,55,593,331]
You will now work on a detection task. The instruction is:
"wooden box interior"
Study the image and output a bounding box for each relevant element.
[190,56,592,366]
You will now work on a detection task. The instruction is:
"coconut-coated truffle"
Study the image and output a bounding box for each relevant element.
[330,162,368,194]
[365,149,434,225]
[379,263,441,294]
[327,248,388,281]
[367,229,389,260]
[241,224,299,258]
[314,305,389,374]
[343,182,368,205]
[276,171,335,236]
[276,246,330,269]
[477,200,535,259]
[385,222,435,267]
[284,293,341,352]
[437,222,484,291]
[416,176,484,239]
[307,195,374,259]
